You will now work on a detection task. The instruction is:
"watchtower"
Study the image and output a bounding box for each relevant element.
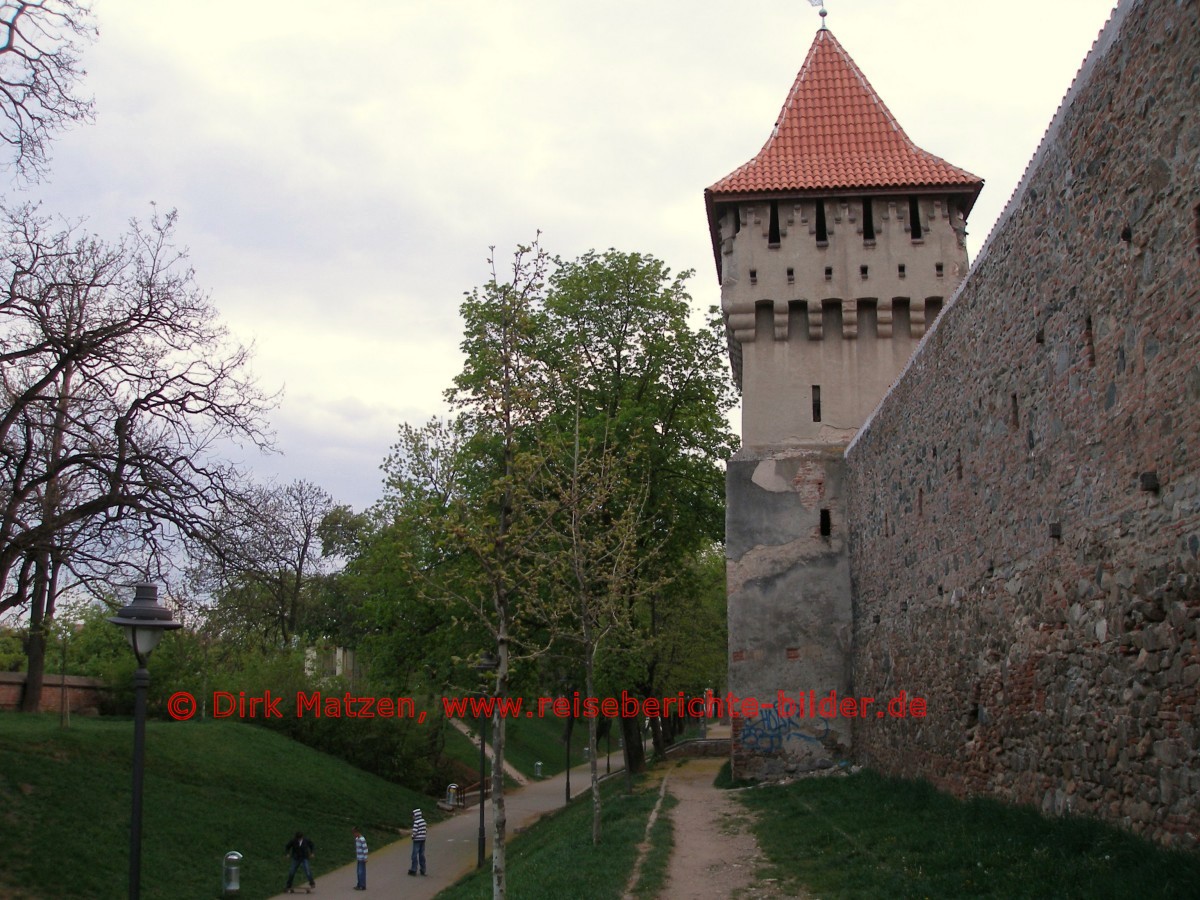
[706,25,982,776]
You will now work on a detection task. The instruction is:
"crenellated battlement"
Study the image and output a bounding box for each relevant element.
[719,195,966,351]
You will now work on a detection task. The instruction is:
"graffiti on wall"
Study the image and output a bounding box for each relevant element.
[739,708,829,754]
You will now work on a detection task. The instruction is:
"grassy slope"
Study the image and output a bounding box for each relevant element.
[0,713,437,900]
[441,706,601,780]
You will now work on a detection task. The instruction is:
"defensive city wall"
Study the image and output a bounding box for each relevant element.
[845,0,1199,846]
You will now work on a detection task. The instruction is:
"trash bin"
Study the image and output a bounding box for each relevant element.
[534,761,543,777]
[222,851,243,895]
[447,783,459,806]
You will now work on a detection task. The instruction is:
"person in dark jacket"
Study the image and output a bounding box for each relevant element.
[284,831,316,891]
[407,808,427,875]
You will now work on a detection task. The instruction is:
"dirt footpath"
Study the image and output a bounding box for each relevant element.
[657,758,799,899]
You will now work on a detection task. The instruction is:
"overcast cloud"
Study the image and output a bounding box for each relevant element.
[15,0,1119,511]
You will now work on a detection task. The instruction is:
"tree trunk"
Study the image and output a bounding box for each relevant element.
[586,646,600,845]
[19,555,51,712]
[620,713,645,792]
[649,715,665,759]
[491,615,509,900]
[564,712,573,804]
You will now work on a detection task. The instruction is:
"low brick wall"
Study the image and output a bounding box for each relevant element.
[664,738,733,760]
[0,672,109,714]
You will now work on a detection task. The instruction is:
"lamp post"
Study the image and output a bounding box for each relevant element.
[109,583,180,900]
[472,653,498,869]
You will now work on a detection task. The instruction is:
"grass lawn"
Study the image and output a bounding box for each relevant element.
[736,768,1200,899]
[629,790,677,899]
[436,774,662,900]
[0,713,438,900]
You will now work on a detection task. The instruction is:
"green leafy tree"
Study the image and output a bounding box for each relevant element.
[539,249,737,762]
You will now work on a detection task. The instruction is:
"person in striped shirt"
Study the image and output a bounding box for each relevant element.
[407,808,427,876]
[352,827,368,890]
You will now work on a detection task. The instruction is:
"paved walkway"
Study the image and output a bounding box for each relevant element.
[270,750,627,899]
[446,718,529,785]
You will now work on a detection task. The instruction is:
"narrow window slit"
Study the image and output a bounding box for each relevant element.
[862,198,875,242]
[909,196,923,240]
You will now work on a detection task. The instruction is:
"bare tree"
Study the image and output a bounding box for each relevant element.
[528,407,656,845]
[191,479,335,648]
[0,205,275,708]
[0,1,96,179]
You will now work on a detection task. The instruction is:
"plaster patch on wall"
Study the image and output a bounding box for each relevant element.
[727,537,844,597]
[751,459,794,493]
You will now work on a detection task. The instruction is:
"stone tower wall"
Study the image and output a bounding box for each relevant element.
[723,189,972,777]
[719,195,970,448]
[846,0,1200,846]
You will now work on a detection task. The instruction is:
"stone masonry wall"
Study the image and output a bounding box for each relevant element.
[846,0,1200,846]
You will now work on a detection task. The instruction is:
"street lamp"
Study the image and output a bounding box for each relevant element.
[109,583,180,900]
[472,653,498,869]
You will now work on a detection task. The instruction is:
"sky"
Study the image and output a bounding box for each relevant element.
[18,0,1120,512]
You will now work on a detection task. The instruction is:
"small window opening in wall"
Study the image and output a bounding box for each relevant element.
[862,197,876,241]
[731,206,740,235]
[898,263,906,278]
[956,449,963,481]
[819,508,831,537]
[1010,394,1019,428]
[1036,326,1045,344]
[917,489,923,517]
[811,385,822,422]
[860,264,869,279]
[1084,315,1096,367]
[768,200,781,247]
[787,267,795,284]
[815,199,828,244]
[935,262,944,277]
[749,268,757,285]
[909,196,923,240]
[824,266,833,281]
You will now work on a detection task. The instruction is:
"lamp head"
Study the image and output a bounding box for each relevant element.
[108,583,181,665]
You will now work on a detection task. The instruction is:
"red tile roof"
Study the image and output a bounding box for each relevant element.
[706,29,983,199]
